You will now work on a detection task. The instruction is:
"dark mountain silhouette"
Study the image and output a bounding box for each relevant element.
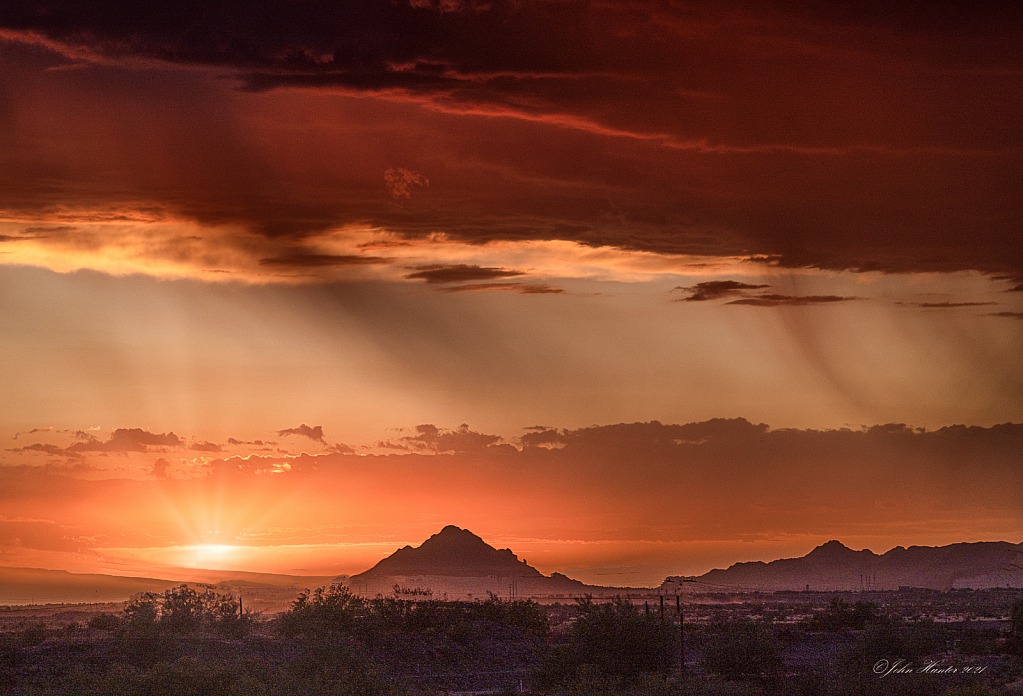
[343,525,601,599]
[352,525,544,579]
[684,540,1023,592]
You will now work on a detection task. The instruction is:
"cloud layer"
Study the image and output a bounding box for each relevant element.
[1,418,1020,575]
[0,0,1020,282]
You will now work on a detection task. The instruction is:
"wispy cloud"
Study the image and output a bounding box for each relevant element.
[404,264,527,284]
[904,301,997,309]
[673,282,856,306]
[726,294,857,307]
[673,281,769,302]
[439,282,564,294]
[258,254,391,268]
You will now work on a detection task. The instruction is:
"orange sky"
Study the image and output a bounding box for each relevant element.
[0,0,1021,586]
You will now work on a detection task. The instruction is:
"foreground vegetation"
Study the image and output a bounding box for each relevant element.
[1,586,1021,695]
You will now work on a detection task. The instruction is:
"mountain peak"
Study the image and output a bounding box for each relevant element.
[805,540,876,562]
[353,526,544,579]
[810,540,853,555]
[430,525,484,544]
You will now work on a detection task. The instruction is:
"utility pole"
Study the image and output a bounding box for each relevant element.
[676,577,697,676]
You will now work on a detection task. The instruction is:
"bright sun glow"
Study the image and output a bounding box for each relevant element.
[187,544,241,567]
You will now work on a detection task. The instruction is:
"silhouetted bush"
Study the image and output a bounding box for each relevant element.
[1006,598,1023,655]
[277,584,547,642]
[119,586,255,640]
[531,596,676,692]
[474,593,549,638]
[277,584,365,638]
[838,621,955,670]
[803,597,882,631]
[701,620,782,681]
[276,640,393,696]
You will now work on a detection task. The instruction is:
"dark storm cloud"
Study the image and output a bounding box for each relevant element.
[1,1,1022,279]
[4,0,1018,145]
[404,264,526,284]
[276,424,325,442]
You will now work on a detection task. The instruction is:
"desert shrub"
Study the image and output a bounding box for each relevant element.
[1007,599,1023,655]
[531,596,676,692]
[278,585,547,643]
[118,586,255,642]
[20,621,52,647]
[530,643,580,692]
[939,687,1001,696]
[701,620,782,681]
[572,596,676,679]
[803,597,882,631]
[839,622,949,668]
[80,656,270,696]
[277,584,365,638]
[275,640,393,696]
[159,586,254,637]
[472,594,549,637]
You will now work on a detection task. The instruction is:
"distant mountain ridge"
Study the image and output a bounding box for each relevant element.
[686,540,1023,592]
[351,527,1023,595]
[4,532,1020,606]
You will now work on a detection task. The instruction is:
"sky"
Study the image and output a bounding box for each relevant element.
[0,0,1021,588]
